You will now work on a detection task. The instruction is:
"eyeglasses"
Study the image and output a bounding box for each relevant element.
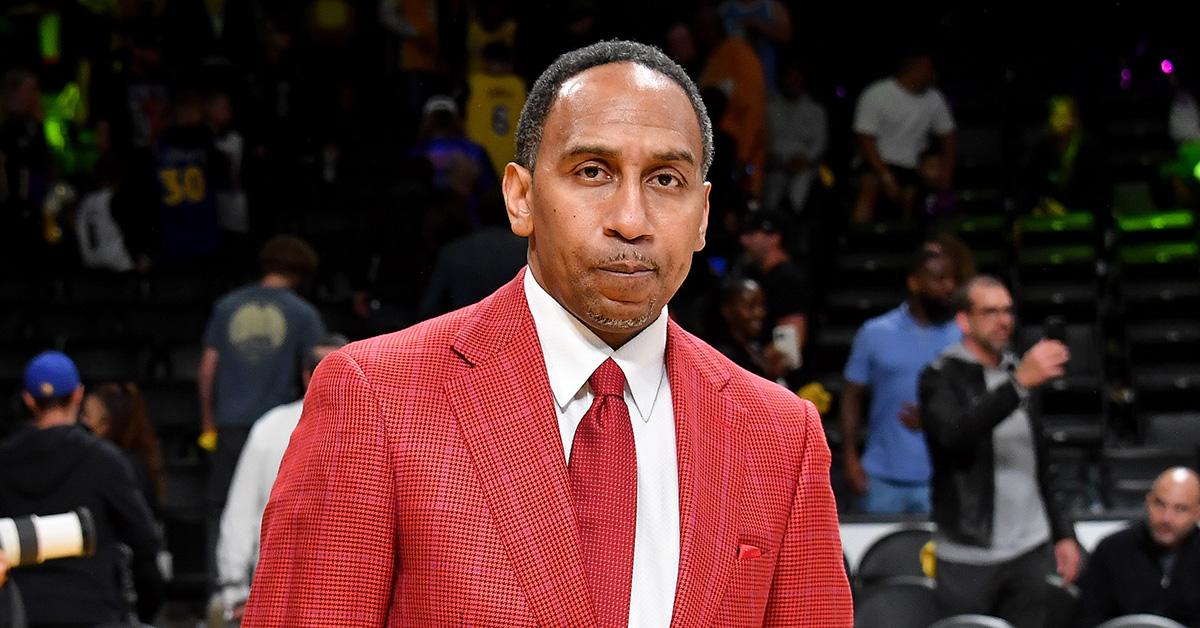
[969,306,1014,318]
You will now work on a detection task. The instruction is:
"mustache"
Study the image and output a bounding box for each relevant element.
[596,250,660,271]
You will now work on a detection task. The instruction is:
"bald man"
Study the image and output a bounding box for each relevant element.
[1073,467,1200,627]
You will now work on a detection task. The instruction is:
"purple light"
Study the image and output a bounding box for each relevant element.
[1161,59,1175,74]
[835,86,847,98]
[1120,68,1132,81]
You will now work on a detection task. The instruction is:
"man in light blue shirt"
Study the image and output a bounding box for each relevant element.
[840,247,962,513]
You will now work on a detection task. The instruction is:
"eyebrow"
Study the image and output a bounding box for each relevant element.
[562,144,697,167]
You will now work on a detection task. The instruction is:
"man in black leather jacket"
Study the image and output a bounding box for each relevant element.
[918,275,1081,628]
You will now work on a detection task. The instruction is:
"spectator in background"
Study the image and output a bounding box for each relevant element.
[696,5,766,195]
[75,155,136,272]
[738,211,809,371]
[198,235,325,585]
[840,247,962,514]
[155,88,224,264]
[0,68,52,263]
[852,49,957,224]
[81,383,166,516]
[1168,69,1200,145]
[465,43,527,181]
[764,62,827,215]
[713,278,793,382]
[917,149,959,221]
[380,0,440,123]
[419,199,526,319]
[213,334,349,624]
[465,1,517,75]
[1073,466,1200,627]
[0,352,162,627]
[79,382,167,624]
[206,89,250,254]
[926,230,978,287]
[1023,95,1107,216]
[718,0,792,91]
[412,95,499,225]
[920,276,1081,627]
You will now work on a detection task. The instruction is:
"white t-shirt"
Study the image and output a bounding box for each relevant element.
[853,78,956,169]
[75,188,134,272]
[1169,91,1200,144]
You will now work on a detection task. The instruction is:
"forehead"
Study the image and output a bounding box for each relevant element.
[1154,475,1200,503]
[969,283,1011,305]
[539,62,702,160]
[918,256,952,277]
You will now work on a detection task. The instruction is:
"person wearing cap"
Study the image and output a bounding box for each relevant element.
[198,234,326,586]
[410,94,499,205]
[0,351,162,626]
[738,210,809,379]
[212,334,349,624]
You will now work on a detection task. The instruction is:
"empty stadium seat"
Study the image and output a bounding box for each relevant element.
[1141,413,1200,450]
[855,524,935,595]
[1095,615,1188,628]
[929,615,1014,628]
[1103,447,1199,512]
[853,576,939,628]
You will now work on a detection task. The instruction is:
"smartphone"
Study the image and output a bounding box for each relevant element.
[772,324,802,370]
[1043,316,1067,344]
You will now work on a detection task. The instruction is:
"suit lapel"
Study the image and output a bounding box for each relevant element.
[667,323,745,628]
[445,273,594,627]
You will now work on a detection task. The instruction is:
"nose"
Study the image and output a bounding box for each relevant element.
[604,179,653,243]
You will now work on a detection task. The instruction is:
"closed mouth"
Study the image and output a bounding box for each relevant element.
[597,262,655,275]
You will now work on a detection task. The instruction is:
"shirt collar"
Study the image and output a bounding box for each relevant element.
[946,341,1019,371]
[523,268,668,421]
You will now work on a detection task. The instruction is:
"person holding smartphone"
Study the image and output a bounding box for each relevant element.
[918,275,1081,627]
[738,210,808,375]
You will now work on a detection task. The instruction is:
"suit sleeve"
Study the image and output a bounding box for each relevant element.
[242,350,395,626]
[763,400,854,626]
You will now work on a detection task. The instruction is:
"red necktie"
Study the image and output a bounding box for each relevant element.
[570,358,637,628]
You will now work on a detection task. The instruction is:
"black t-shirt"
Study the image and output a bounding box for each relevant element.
[751,259,810,330]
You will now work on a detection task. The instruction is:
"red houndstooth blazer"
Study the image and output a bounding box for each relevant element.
[242,269,852,627]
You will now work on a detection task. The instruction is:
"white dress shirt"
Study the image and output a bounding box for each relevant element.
[215,399,304,605]
[523,269,680,628]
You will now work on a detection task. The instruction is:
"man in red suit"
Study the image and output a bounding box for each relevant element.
[243,40,852,627]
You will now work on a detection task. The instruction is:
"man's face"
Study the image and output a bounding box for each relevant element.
[908,255,958,322]
[505,62,710,346]
[722,282,766,340]
[905,55,936,93]
[1146,471,1200,549]
[957,284,1015,356]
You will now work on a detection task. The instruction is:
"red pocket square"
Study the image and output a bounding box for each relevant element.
[738,544,762,561]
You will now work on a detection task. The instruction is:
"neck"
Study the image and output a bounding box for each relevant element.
[261,273,292,289]
[907,297,931,325]
[758,248,788,273]
[963,336,1002,368]
[36,408,76,429]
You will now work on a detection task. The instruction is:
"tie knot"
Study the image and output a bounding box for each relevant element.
[589,358,626,398]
